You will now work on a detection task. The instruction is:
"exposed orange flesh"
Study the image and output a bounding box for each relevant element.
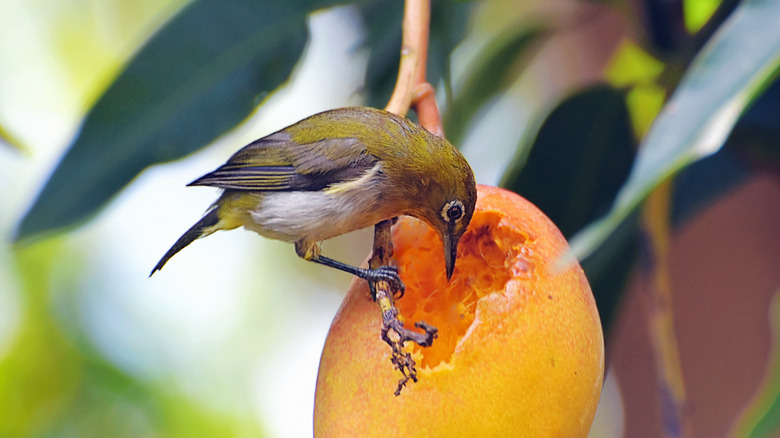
[314,185,604,437]
[393,208,530,369]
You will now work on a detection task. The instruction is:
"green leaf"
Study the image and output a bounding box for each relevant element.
[502,85,635,237]
[2,242,266,437]
[684,0,723,33]
[501,85,637,334]
[443,23,544,146]
[671,146,749,227]
[567,0,780,263]
[731,287,780,438]
[725,78,780,173]
[16,0,340,242]
[668,73,780,227]
[427,0,473,108]
[358,0,403,110]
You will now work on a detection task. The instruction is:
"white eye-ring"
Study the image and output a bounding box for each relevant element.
[441,200,465,223]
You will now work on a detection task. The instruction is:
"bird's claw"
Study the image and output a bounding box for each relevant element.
[366,265,405,299]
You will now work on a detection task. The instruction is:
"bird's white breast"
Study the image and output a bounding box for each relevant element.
[244,166,395,243]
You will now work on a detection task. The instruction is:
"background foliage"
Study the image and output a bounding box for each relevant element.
[2,0,779,436]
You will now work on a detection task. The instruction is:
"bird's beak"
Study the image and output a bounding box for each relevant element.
[443,229,459,281]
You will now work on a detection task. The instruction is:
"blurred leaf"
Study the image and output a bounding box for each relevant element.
[640,0,687,53]
[624,84,667,138]
[726,75,780,173]
[358,0,403,110]
[668,71,780,228]
[605,40,665,87]
[359,0,472,112]
[502,85,636,334]
[0,241,83,437]
[16,0,341,242]
[582,214,640,338]
[1,242,265,437]
[670,146,749,227]
[502,85,635,237]
[684,0,723,33]
[443,23,544,145]
[605,40,667,136]
[427,0,473,108]
[0,122,25,153]
[568,0,780,263]
[731,286,780,438]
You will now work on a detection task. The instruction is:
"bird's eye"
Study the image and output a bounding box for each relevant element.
[448,205,463,220]
[441,200,465,223]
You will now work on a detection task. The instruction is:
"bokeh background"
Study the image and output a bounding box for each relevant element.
[1,2,370,436]
[2,0,779,437]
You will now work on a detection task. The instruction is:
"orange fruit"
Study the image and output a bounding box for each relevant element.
[314,185,604,437]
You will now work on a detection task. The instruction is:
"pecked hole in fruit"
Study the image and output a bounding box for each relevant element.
[393,210,536,369]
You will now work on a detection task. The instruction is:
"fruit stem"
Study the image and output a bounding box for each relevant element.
[384,0,431,118]
[365,0,441,396]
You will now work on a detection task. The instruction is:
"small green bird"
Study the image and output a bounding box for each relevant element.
[150,107,476,289]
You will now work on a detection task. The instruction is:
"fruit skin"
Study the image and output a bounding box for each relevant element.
[314,185,604,438]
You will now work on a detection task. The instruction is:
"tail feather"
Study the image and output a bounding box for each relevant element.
[150,208,221,276]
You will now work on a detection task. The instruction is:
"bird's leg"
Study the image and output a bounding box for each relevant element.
[294,239,405,298]
[368,217,403,300]
[311,255,405,298]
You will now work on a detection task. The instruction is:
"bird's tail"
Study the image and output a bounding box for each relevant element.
[150,208,221,276]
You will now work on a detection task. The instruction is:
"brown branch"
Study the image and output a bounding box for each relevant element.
[413,82,443,137]
[368,0,441,395]
[642,181,692,437]
[384,0,430,116]
[383,0,443,136]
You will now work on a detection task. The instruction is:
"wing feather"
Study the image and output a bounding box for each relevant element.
[188,130,379,192]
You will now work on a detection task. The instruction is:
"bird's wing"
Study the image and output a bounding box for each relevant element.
[188,132,378,191]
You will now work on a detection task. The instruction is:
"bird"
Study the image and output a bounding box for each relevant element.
[150,106,476,292]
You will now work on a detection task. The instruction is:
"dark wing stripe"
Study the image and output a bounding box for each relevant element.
[188,165,298,190]
[186,133,381,192]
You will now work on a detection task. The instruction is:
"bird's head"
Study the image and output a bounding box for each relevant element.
[408,141,477,281]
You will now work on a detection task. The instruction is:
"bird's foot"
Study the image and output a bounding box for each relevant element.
[364,265,405,300]
[380,310,439,396]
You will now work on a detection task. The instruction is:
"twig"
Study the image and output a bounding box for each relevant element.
[369,0,442,395]
[384,0,430,117]
[642,181,692,437]
[370,219,438,395]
